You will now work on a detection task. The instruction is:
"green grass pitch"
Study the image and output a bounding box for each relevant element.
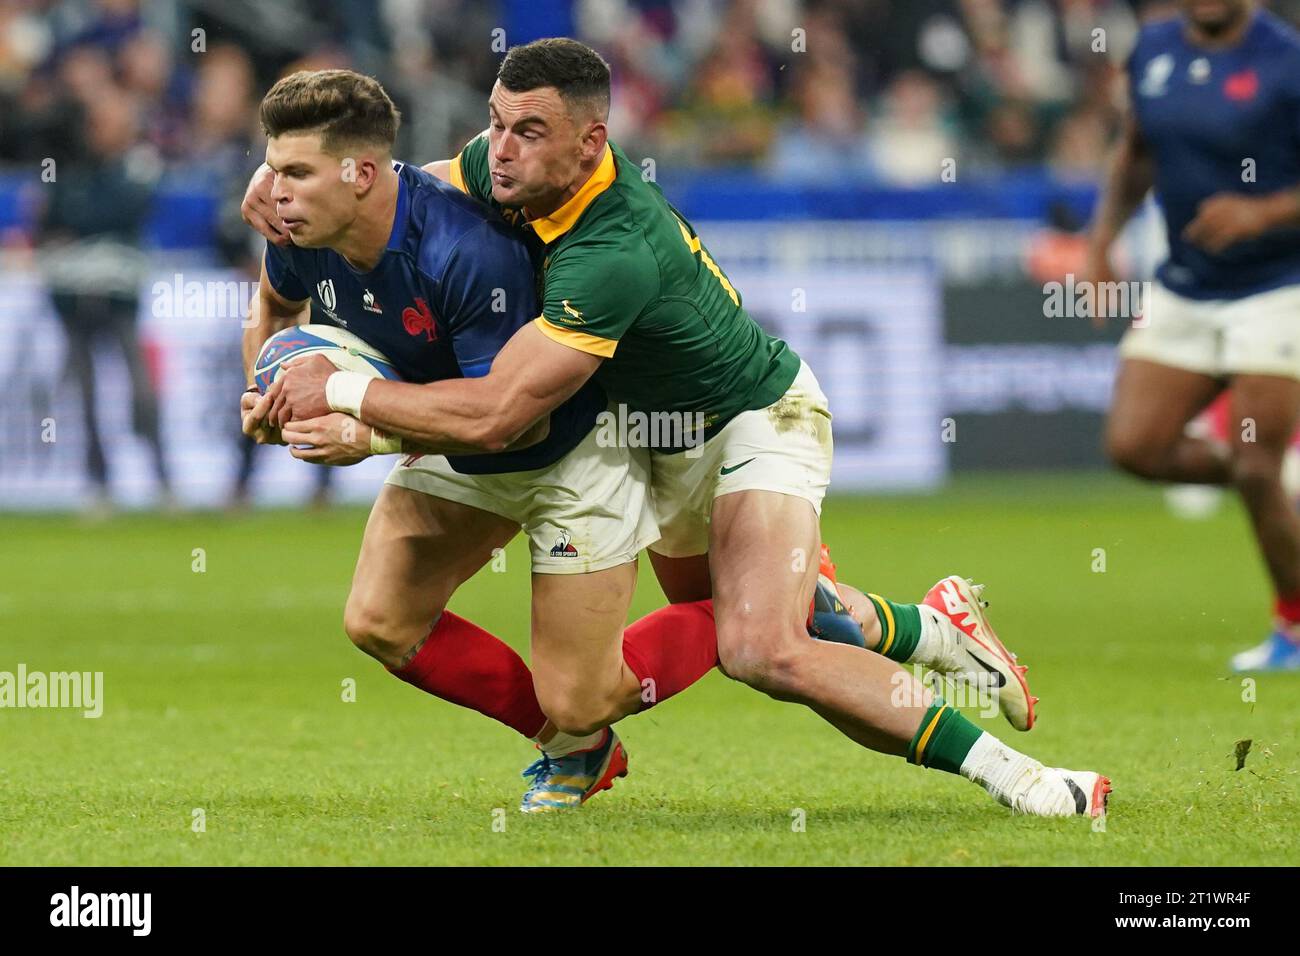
[2,473,1297,866]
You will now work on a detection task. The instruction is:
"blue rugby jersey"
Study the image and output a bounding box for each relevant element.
[1128,9,1300,299]
[264,161,604,474]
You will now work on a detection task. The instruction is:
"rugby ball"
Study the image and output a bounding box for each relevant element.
[253,324,402,393]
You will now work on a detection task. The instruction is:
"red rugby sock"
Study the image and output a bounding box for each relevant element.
[389,611,546,738]
[1274,593,1300,629]
[620,600,719,709]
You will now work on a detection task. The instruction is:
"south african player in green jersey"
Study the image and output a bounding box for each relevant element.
[247,39,1109,817]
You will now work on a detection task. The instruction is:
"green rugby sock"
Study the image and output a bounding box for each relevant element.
[906,698,984,775]
[865,593,922,662]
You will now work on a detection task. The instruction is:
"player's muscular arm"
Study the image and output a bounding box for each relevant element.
[389,417,551,458]
[356,322,602,453]
[1184,186,1300,253]
[1087,112,1155,266]
[1083,112,1154,323]
[241,263,308,443]
[1257,185,1300,229]
[1183,82,1300,253]
[243,260,309,383]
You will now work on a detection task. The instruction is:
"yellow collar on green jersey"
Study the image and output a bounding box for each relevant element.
[528,146,616,244]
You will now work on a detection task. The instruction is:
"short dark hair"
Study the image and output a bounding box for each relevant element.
[259,69,400,154]
[497,38,610,120]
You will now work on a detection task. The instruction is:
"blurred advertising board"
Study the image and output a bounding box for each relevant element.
[734,267,946,491]
[0,265,946,509]
[0,270,393,509]
[941,280,1125,470]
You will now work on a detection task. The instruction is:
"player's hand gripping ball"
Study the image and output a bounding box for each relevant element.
[247,325,402,450]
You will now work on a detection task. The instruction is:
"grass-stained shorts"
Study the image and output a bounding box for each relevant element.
[648,361,834,558]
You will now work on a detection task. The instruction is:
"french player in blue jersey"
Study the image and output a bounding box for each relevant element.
[239,70,726,810]
[1090,0,1300,671]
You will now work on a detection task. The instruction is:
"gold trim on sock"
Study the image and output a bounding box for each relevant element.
[913,704,949,766]
[868,593,896,655]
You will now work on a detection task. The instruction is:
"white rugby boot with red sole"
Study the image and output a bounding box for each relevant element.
[922,576,1036,732]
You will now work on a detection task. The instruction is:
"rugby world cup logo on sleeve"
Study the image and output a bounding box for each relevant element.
[316,279,337,311]
[1138,53,1173,97]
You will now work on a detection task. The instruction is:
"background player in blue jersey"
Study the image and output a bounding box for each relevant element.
[1089,0,1300,671]
[239,70,723,810]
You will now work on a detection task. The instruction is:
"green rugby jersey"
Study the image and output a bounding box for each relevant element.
[450,135,800,445]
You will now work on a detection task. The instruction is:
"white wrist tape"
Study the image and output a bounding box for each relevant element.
[325,370,372,418]
[369,427,403,456]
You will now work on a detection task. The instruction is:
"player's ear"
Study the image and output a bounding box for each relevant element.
[580,121,607,163]
[347,155,381,197]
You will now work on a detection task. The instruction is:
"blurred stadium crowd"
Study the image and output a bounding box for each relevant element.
[11,0,1300,193]
[2,0,1298,511]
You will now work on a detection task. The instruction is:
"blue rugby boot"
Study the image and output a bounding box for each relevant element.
[519,728,629,813]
